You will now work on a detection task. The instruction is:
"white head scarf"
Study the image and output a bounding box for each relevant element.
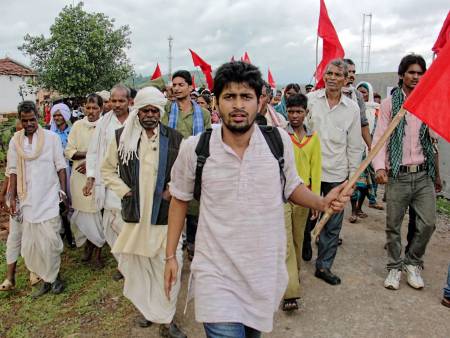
[118,86,167,164]
[356,81,379,133]
[96,90,110,102]
[50,103,71,132]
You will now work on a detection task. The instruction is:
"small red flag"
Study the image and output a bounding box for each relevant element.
[192,74,196,89]
[189,49,214,90]
[150,63,162,80]
[403,40,450,142]
[268,68,276,88]
[314,0,345,89]
[432,11,450,55]
[241,52,251,64]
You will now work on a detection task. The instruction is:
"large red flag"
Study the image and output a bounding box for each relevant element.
[314,0,345,89]
[150,63,162,80]
[432,11,450,55]
[189,49,213,90]
[403,40,450,142]
[241,52,251,64]
[268,68,276,88]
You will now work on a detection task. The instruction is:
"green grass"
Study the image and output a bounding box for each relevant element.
[0,239,136,337]
[437,196,450,216]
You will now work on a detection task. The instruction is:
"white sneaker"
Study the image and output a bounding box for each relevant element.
[404,264,424,289]
[384,269,401,290]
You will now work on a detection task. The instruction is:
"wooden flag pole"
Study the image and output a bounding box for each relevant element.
[312,107,408,240]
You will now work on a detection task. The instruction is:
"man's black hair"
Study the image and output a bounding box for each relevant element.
[172,70,193,86]
[397,54,426,87]
[285,83,301,94]
[86,93,104,107]
[213,61,263,99]
[261,81,272,96]
[305,84,314,89]
[17,100,38,118]
[343,58,355,66]
[373,92,381,99]
[130,88,137,99]
[286,93,308,110]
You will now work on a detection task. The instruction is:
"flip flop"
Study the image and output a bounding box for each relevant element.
[0,279,15,291]
[369,203,385,210]
[356,210,368,218]
[349,215,357,223]
[282,299,299,311]
[29,272,42,286]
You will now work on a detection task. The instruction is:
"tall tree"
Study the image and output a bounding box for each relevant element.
[19,2,133,96]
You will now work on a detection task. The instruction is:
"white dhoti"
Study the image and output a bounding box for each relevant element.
[118,240,183,324]
[70,210,105,248]
[21,216,63,283]
[102,209,124,260]
[6,216,23,264]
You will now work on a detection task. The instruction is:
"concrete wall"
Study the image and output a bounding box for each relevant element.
[355,72,398,99]
[0,75,36,113]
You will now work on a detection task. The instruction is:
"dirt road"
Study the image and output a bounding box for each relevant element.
[130,202,450,338]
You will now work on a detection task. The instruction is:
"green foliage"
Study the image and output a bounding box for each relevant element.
[437,197,450,216]
[19,2,133,96]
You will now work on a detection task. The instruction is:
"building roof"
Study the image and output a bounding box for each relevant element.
[0,57,36,76]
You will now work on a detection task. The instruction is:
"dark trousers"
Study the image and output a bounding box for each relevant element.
[406,207,416,254]
[316,181,345,270]
[186,214,198,245]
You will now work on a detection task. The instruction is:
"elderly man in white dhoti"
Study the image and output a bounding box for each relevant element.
[101,87,186,338]
[7,101,68,298]
[65,94,105,268]
[84,84,131,281]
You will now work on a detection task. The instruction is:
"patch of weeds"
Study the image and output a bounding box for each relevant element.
[437,197,450,216]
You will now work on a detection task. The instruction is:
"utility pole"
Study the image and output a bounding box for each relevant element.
[361,13,372,73]
[168,36,173,80]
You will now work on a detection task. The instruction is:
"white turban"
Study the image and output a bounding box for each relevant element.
[50,103,71,132]
[118,86,167,164]
[96,90,110,102]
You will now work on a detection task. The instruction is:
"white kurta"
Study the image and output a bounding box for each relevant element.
[170,126,302,333]
[7,130,67,223]
[65,118,105,248]
[7,130,66,283]
[101,127,182,323]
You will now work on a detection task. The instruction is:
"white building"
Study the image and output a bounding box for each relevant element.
[0,57,37,113]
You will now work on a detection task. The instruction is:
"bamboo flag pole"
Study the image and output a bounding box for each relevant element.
[312,107,408,240]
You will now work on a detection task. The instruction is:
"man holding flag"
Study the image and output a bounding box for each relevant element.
[373,54,438,291]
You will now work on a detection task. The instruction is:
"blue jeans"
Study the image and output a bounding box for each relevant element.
[203,323,261,338]
[316,181,345,270]
[444,264,450,299]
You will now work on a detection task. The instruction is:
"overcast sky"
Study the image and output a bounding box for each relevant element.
[1,0,448,84]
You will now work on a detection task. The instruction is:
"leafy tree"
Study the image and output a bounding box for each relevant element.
[19,2,133,96]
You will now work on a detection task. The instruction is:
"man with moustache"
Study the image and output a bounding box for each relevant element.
[101,87,186,337]
[84,84,131,280]
[306,59,362,285]
[164,61,351,337]
[7,101,68,297]
[161,70,211,260]
[373,54,437,291]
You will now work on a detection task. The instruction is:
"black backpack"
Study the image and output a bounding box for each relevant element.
[193,125,287,202]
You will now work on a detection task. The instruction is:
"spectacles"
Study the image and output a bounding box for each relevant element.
[139,107,160,114]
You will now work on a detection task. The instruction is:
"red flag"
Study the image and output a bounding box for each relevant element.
[432,11,450,55]
[241,52,251,64]
[189,49,214,90]
[192,74,196,89]
[150,63,162,80]
[403,41,450,142]
[314,0,345,89]
[268,68,276,88]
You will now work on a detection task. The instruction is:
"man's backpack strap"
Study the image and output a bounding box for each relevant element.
[194,129,213,201]
[259,126,287,203]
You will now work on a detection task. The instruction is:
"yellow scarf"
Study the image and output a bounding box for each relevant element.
[12,127,45,201]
